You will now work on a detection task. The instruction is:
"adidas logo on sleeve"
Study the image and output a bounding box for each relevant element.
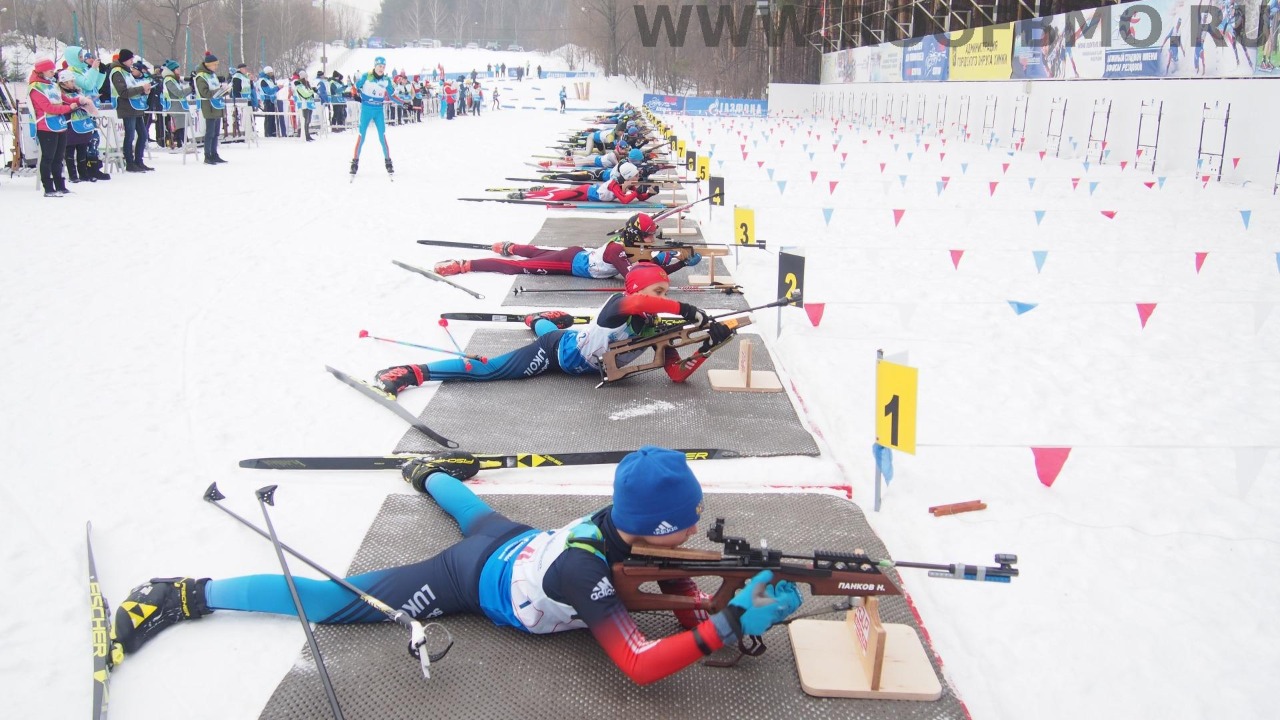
[590,577,616,601]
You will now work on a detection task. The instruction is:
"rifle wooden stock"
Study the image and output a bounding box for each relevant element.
[600,316,751,383]
[612,560,902,614]
[620,244,728,264]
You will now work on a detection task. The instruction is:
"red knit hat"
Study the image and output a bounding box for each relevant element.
[34,58,56,74]
[625,262,669,294]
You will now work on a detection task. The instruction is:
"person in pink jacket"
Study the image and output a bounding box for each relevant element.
[28,57,91,197]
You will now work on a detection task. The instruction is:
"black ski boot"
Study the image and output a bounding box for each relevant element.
[111,577,213,659]
[402,452,480,493]
[373,364,429,398]
[350,158,359,176]
[385,157,394,174]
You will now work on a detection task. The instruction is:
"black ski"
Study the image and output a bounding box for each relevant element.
[416,240,495,251]
[88,522,113,720]
[324,365,459,449]
[240,448,741,471]
[441,312,591,324]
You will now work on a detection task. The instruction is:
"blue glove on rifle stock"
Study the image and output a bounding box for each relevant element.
[710,570,802,646]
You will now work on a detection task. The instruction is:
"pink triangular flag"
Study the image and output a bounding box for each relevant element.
[757,161,765,168]
[804,303,825,327]
[1032,447,1072,487]
[1120,161,1128,170]
[779,140,785,148]
[1100,210,1117,219]
[1101,140,1108,149]
[1001,162,1010,174]
[1143,181,1155,189]
[939,152,946,161]
[828,180,839,195]
[989,181,999,196]
[892,209,906,227]
[1232,157,1241,169]
[841,152,847,162]
[742,152,748,161]
[949,249,964,269]
[1136,303,1157,328]
[923,143,930,151]
[1195,252,1208,274]
[1038,150,1046,160]
[832,143,838,152]
[1136,148,1144,157]
[1071,178,1081,190]
[810,170,818,183]
[879,162,887,173]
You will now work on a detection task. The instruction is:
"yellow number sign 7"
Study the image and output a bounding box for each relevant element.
[875,360,917,454]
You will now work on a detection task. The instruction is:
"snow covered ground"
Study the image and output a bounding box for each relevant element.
[2,47,1277,720]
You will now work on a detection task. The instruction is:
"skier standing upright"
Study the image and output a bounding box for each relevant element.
[351,56,405,176]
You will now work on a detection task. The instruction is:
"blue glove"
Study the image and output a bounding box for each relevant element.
[684,252,702,267]
[654,250,677,266]
[711,570,802,645]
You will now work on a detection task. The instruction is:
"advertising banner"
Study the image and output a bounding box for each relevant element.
[949,23,1016,80]
[683,97,768,117]
[902,35,951,82]
[643,94,685,113]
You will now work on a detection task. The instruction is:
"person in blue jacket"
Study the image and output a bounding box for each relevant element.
[257,66,283,137]
[61,46,111,180]
[559,85,567,113]
[351,56,406,176]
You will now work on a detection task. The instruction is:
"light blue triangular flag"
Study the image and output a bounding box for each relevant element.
[1241,210,1251,229]
[1089,181,1100,195]
[1033,250,1048,273]
[809,152,815,161]
[767,168,775,181]
[717,160,724,168]
[872,443,894,484]
[936,181,945,196]
[1275,252,1280,273]
[1158,176,1167,189]
[893,143,899,152]
[899,174,908,188]
[777,180,787,194]
[1008,300,1039,315]
[822,208,834,226]
[803,144,808,152]
[960,162,969,174]
[1034,210,1046,226]
[1083,160,1091,172]
[1028,177,1036,190]
[710,144,715,153]
[906,152,914,161]
[1197,157,1204,168]
[1103,149,1111,159]
[840,162,845,170]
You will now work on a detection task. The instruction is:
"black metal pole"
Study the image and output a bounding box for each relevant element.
[255,485,345,720]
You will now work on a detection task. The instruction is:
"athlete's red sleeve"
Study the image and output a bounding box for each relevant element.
[587,606,726,685]
[601,240,633,277]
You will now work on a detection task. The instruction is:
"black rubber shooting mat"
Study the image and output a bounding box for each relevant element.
[500,218,749,311]
[259,493,967,720]
[392,329,819,456]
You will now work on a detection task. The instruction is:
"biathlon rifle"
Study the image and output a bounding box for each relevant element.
[615,517,1018,656]
[596,297,792,386]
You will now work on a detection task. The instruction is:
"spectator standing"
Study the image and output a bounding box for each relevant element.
[109,49,153,172]
[194,52,228,164]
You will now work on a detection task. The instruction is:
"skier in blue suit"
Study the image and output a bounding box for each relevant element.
[351,56,406,176]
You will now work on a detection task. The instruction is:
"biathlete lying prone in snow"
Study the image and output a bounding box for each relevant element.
[373,262,730,396]
[511,161,654,205]
[107,447,802,685]
[430,212,701,279]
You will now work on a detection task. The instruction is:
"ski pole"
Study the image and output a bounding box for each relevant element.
[357,329,488,364]
[254,485,345,720]
[205,483,449,678]
[434,318,476,370]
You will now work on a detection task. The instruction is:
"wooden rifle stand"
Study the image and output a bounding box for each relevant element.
[660,214,700,237]
[688,249,732,287]
[788,597,942,700]
[708,339,781,393]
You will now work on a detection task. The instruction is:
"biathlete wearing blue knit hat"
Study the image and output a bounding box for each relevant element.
[104,447,802,685]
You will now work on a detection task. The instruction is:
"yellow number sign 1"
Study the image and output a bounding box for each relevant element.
[875,360,917,454]
[733,206,755,245]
